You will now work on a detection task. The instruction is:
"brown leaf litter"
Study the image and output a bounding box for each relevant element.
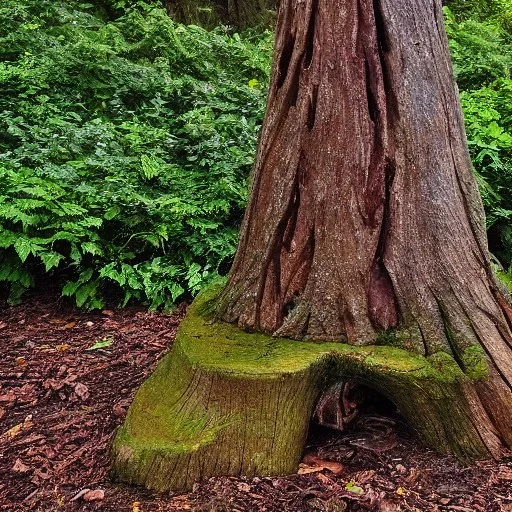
[1,292,512,511]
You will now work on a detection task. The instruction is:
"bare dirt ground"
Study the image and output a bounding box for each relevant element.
[2,292,512,511]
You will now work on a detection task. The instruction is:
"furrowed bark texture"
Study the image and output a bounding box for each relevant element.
[216,0,512,455]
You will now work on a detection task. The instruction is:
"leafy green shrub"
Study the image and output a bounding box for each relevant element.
[445,5,512,280]
[0,0,272,308]
[448,0,512,26]
[445,10,512,89]
[2,0,512,309]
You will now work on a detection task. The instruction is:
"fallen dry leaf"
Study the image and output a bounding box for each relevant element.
[17,383,36,403]
[43,378,63,391]
[395,464,407,474]
[63,374,78,385]
[1,414,33,441]
[132,502,141,512]
[498,466,512,481]
[83,489,105,502]
[32,467,50,481]
[247,492,265,500]
[55,344,70,351]
[315,473,334,485]
[298,464,325,475]
[353,470,376,484]
[299,462,344,475]
[0,391,15,403]
[64,322,76,329]
[74,382,89,401]
[15,357,27,367]
[405,467,422,484]
[301,453,344,475]
[12,458,31,474]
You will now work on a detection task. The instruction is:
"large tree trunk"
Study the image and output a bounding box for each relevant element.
[112,0,512,492]
[215,0,512,452]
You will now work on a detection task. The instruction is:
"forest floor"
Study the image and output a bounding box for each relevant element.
[2,295,512,512]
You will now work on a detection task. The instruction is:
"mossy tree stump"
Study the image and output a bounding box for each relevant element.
[112,282,500,493]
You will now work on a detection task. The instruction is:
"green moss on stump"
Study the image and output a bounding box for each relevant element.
[112,281,492,493]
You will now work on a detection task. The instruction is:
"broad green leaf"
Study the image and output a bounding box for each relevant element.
[104,205,121,221]
[40,252,64,272]
[14,238,41,263]
[86,337,114,351]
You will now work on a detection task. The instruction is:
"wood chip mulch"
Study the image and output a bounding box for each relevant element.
[1,293,512,512]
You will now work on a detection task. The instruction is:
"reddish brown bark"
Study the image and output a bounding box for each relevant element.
[215,0,512,455]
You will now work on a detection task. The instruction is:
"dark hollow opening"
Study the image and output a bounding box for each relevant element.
[313,380,397,429]
[305,380,408,461]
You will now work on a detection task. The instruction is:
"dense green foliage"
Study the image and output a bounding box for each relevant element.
[446,1,512,282]
[0,0,271,308]
[1,0,512,309]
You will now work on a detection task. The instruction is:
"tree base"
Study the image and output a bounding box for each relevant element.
[112,282,503,493]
